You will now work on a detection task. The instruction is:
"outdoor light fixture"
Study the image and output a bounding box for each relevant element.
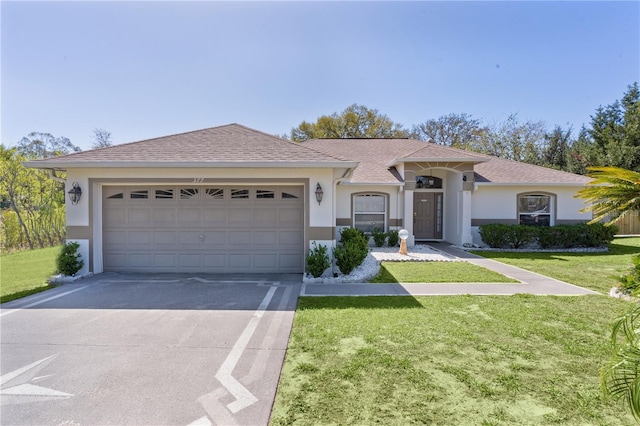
[315,182,323,205]
[68,182,82,205]
[398,229,409,256]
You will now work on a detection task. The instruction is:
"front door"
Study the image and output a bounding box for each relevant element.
[413,192,443,240]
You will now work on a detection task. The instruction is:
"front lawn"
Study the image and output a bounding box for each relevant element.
[471,236,640,294]
[370,261,518,283]
[271,295,636,425]
[0,246,60,303]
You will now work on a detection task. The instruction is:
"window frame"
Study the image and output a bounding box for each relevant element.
[517,192,555,226]
[352,193,388,233]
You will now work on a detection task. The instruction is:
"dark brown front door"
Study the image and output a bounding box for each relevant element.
[413,192,443,240]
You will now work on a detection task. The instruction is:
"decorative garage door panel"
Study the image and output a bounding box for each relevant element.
[103,186,304,273]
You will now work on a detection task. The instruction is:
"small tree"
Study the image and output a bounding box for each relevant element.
[305,242,331,278]
[56,242,84,276]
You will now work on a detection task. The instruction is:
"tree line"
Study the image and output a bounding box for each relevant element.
[0,129,110,251]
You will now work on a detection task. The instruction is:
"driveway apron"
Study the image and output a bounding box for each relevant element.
[0,273,301,426]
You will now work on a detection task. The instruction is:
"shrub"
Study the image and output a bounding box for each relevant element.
[305,242,331,278]
[618,254,640,296]
[387,229,399,247]
[371,227,386,247]
[56,241,84,276]
[340,227,367,244]
[478,224,511,248]
[335,228,369,275]
[506,225,537,249]
[581,222,618,247]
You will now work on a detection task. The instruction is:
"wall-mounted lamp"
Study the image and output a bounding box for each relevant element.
[68,182,82,205]
[462,175,467,182]
[315,182,323,205]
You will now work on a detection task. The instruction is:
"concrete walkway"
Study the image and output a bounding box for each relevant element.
[302,243,599,297]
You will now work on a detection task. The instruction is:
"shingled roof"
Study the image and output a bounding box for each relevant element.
[25,124,356,169]
[302,138,487,184]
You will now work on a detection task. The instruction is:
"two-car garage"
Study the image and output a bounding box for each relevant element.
[102,185,305,273]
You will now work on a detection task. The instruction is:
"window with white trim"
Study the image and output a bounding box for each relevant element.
[353,194,387,233]
[518,194,553,226]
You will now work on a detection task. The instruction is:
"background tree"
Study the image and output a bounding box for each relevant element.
[540,125,573,170]
[479,114,547,163]
[290,104,410,141]
[91,128,113,149]
[587,83,640,171]
[412,113,488,150]
[16,132,81,159]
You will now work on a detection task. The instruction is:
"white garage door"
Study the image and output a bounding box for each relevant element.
[102,186,304,273]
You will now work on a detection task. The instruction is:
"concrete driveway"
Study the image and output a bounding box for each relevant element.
[0,273,301,426]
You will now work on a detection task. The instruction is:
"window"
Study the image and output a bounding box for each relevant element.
[155,189,174,199]
[256,190,275,199]
[204,188,224,199]
[416,176,442,189]
[518,194,553,226]
[353,194,387,232]
[180,188,199,199]
[130,190,148,199]
[231,189,249,199]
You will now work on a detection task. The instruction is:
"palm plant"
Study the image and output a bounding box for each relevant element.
[601,305,640,422]
[577,166,640,224]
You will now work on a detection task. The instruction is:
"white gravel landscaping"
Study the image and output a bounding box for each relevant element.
[303,244,458,284]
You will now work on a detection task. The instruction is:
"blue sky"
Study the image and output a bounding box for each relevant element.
[2,1,638,151]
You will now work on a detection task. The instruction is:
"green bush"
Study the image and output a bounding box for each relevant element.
[305,242,331,278]
[56,241,84,276]
[478,224,511,248]
[371,228,386,247]
[480,222,617,249]
[335,228,369,275]
[618,254,640,296]
[506,225,537,249]
[386,229,399,247]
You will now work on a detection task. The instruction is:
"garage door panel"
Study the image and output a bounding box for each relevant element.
[254,231,277,246]
[154,254,177,267]
[279,230,303,246]
[153,209,177,225]
[128,209,153,226]
[202,208,228,226]
[229,254,252,269]
[228,208,253,226]
[129,254,152,268]
[229,231,252,246]
[104,185,304,273]
[203,254,227,269]
[178,209,201,225]
[255,254,277,268]
[153,231,177,246]
[280,254,304,268]
[202,231,227,246]
[280,208,303,225]
[128,231,151,245]
[179,255,201,268]
[103,209,126,227]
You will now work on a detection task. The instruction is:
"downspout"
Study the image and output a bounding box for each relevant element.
[331,168,353,274]
[48,169,66,183]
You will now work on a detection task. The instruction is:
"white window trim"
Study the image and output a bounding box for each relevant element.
[517,193,555,226]
[352,193,388,232]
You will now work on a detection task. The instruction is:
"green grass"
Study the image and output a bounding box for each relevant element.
[271,295,636,426]
[470,237,640,294]
[370,261,518,283]
[0,246,60,303]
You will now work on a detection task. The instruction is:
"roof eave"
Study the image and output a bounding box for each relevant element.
[475,181,590,187]
[23,160,359,169]
[387,157,490,167]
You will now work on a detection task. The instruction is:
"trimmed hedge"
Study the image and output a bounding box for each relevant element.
[478,222,618,249]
